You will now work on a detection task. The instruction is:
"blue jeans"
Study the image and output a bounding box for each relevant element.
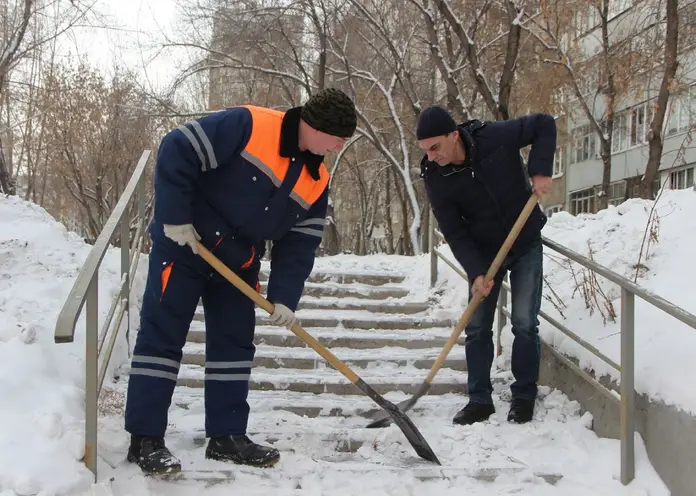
[464,237,543,404]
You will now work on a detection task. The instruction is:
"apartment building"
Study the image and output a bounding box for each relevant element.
[207,2,305,110]
[546,0,696,217]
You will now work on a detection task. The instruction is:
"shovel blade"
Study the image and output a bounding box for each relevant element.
[387,406,441,465]
[356,379,440,465]
[365,382,430,429]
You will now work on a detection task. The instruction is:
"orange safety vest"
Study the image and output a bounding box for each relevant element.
[240,105,329,210]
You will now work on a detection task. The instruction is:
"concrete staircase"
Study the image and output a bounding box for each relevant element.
[176,269,467,414]
[103,265,580,491]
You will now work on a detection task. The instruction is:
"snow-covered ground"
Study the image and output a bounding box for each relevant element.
[2,189,694,495]
[0,196,145,495]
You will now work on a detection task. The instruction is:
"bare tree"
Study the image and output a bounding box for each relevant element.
[412,0,526,121]
[641,0,679,199]
[37,63,165,238]
[0,0,100,195]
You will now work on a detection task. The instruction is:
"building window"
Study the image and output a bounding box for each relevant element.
[553,146,565,177]
[667,86,696,136]
[607,180,627,206]
[546,204,563,217]
[570,124,597,164]
[669,166,694,190]
[630,105,646,146]
[612,111,629,152]
[569,187,595,215]
[611,101,654,153]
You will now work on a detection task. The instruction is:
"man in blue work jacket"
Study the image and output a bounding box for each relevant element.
[124,88,357,475]
[417,106,555,426]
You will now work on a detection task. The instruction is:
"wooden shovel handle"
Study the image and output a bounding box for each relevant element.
[196,243,361,383]
[425,194,540,383]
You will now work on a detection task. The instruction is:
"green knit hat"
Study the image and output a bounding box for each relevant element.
[300,88,357,138]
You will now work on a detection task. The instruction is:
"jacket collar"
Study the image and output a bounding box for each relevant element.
[280,106,324,180]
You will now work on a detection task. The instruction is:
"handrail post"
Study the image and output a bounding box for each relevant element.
[85,275,99,480]
[120,212,130,350]
[429,208,437,287]
[620,288,636,484]
[138,175,146,221]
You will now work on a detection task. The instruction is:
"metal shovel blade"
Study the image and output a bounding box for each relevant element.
[356,379,440,465]
[366,382,431,429]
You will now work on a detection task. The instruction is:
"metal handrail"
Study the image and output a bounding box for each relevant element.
[541,237,696,329]
[433,228,621,371]
[54,150,152,480]
[427,207,696,486]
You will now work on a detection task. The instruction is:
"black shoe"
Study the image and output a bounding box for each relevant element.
[127,435,181,475]
[452,401,495,425]
[205,435,280,467]
[508,398,535,424]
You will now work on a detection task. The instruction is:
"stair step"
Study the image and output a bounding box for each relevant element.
[181,351,467,371]
[186,327,455,349]
[258,271,407,286]
[171,388,459,417]
[192,312,453,330]
[175,378,465,395]
[181,342,466,371]
[171,466,561,485]
[259,281,411,299]
[297,298,430,314]
[194,299,431,315]
[173,365,466,395]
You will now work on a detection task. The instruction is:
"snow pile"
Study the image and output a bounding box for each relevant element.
[427,188,696,414]
[0,196,144,495]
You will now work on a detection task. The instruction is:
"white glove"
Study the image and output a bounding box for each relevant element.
[269,303,296,329]
[163,224,201,254]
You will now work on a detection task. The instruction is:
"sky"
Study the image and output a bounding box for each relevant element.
[59,0,186,93]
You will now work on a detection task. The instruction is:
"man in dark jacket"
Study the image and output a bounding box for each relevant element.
[124,88,357,475]
[417,106,555,425]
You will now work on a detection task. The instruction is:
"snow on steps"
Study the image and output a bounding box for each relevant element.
[98,383,580,493]
[172,273,466,399]
[98,267,635,492]
[257,269,406,286]
[178,273,463,400]
[187,325,456,349]
[173,364,468,396]
[181,342,468,371]
[258,280,411,299]
[193,310,455,330]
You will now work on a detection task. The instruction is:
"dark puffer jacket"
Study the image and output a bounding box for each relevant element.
[421,113,556,280]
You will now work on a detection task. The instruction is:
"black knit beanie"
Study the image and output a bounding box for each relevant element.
[416,106,457,140]
[300,88,357,138]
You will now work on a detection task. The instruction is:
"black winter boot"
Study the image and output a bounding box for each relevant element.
[127,435,181,475]
[205,435,280,467]
[452,401,495,425]
[507,398,535,424]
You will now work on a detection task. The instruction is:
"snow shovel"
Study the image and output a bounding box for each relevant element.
[366,194,540,429]
[196,241,441,465]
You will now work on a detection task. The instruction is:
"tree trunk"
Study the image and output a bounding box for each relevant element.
[323,199,341,255]
[598,141,611,211]
[384,169,394,254]
[642,0,679,199]
[0,138,15,195]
